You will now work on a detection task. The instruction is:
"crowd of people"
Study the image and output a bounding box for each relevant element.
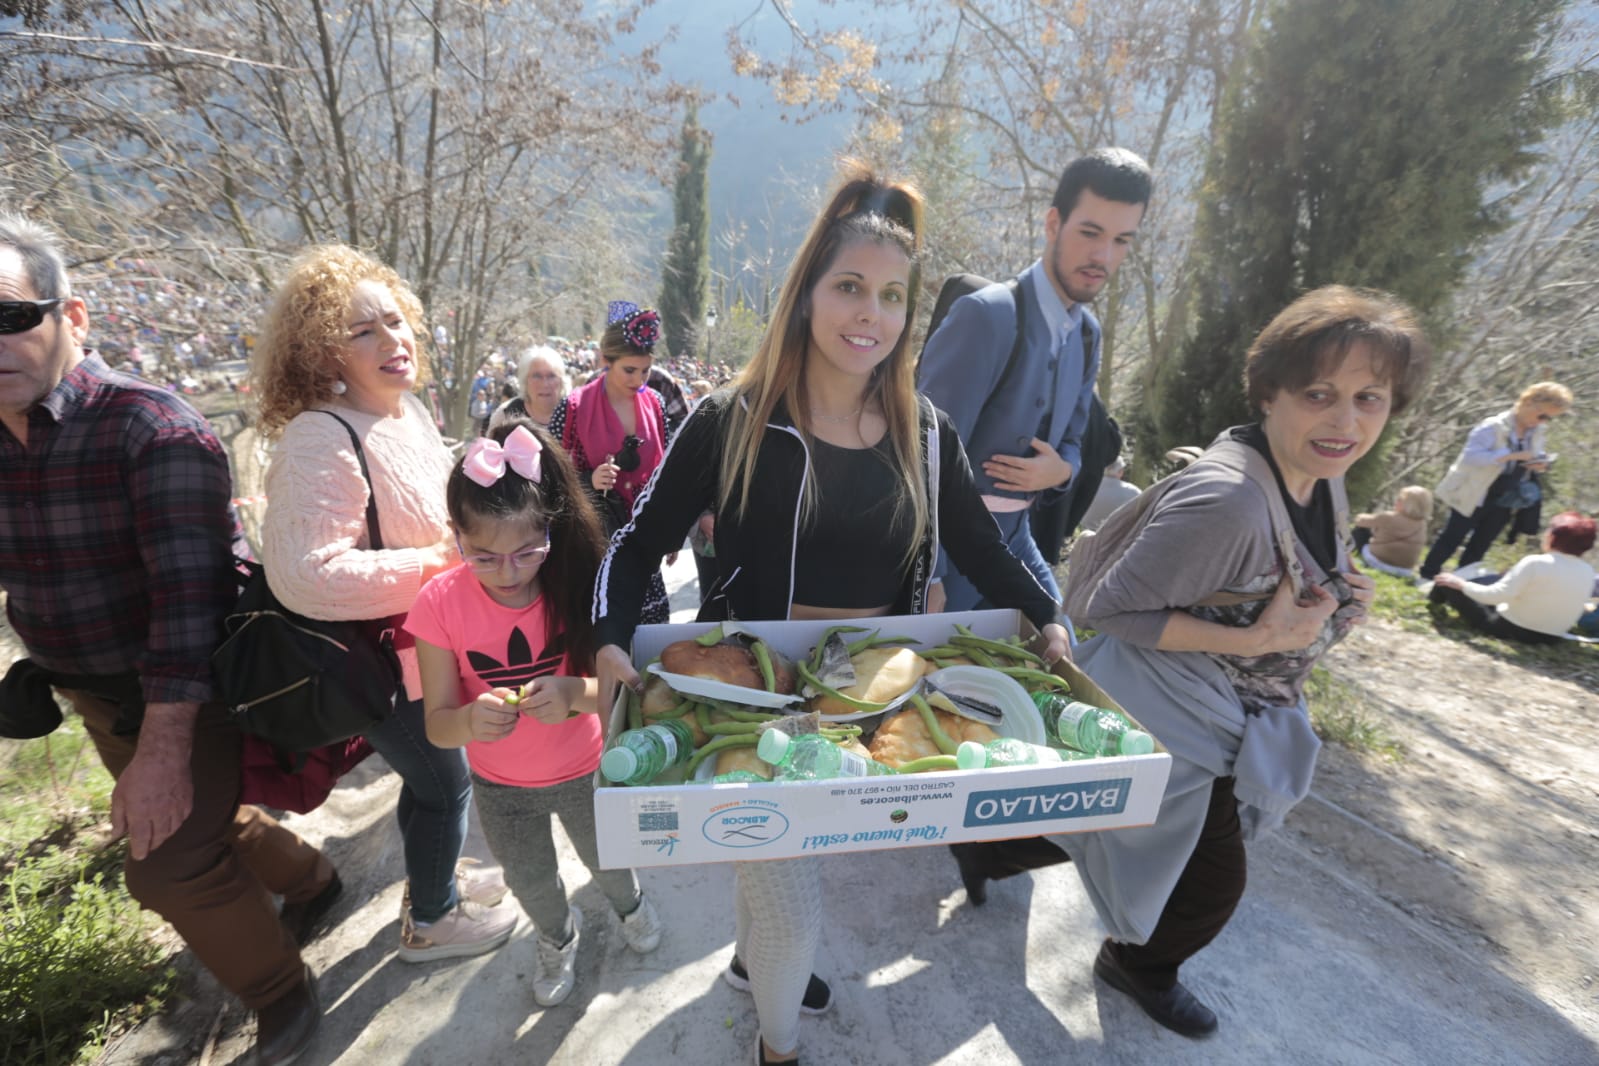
[0,143,1592,1066]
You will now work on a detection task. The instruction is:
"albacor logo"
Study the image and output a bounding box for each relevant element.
[701,805,791,848]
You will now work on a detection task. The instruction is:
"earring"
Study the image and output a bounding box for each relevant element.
[330,379,348,395]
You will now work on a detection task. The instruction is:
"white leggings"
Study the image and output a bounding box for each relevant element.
[734,856,822,1054]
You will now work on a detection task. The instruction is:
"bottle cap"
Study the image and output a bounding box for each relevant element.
[600,746,639,782]
[756,729,792,765]
[1120,730,1155,756]
[955,740,988,770]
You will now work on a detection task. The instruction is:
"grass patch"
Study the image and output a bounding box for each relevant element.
[0,844,175,1066]
[1,712,174,1065]
[1365,570,1436,634]
[1306,666,1405,760]
[0,713,115,861]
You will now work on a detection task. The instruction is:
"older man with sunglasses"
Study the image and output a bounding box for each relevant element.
[0,214,330,1065]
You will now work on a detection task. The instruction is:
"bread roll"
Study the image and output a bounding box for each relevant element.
[714,745,773,780]
[814,646,923,715]
[640,675,679,717]
[660,640,763,689]
[658,639,796,694]
[868,706,998,768]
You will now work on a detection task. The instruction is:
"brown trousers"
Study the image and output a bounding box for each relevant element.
[67,690,329,1009]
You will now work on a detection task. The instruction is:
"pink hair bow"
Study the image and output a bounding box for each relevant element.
[463,425,543,487]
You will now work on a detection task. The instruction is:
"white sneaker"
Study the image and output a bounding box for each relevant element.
[618,894,662,954]
[533,908,582,1007]
[398,897,519,963]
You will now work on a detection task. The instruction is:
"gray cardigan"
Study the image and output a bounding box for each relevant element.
[1051,436,1358,944]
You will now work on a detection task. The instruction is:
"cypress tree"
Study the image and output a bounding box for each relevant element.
[659,105,712,359]
[1153,0,1564,500]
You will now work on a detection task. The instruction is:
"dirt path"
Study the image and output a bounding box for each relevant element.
[1301,621,1599,1023]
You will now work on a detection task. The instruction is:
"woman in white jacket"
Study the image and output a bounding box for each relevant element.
[1418,382,1570,580]
[1429,511,1596,643]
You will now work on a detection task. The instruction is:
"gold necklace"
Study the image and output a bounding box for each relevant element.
[809,405,862,425]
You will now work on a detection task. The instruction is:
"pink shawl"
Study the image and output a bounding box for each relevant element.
[564,374,665,510]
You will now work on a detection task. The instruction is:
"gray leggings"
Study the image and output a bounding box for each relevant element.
[735,857,822,1055]
[471,771,641,944]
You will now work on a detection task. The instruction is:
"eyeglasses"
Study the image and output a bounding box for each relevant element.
[455,535,552,573]
[0,299,64,335]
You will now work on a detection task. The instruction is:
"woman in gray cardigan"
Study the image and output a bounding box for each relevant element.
[949,286,1430,1039]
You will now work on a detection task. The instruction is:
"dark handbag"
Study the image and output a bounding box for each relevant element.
[1494,477,1541,511]
[212,412,403,751]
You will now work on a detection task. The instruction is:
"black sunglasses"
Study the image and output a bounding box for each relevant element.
[0,299,64,335]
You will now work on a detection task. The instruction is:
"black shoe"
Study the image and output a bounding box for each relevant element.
[755,1032,800,1065]
[724,955,832,1015]
[256,965,320,1065]
[1092,941,1218,1038]
[948,842,989,905]
[279,871,343,947]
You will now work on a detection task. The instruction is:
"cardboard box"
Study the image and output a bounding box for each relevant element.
[594,609,1170,869]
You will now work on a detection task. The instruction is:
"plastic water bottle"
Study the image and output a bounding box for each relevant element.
[600,720,695,785]
[955,738,1072,770]
[756,731,897,781]
[711,770,768,784]
[1033,693,1154,756]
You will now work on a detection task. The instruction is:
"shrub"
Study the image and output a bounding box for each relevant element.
[0,845,173,1066]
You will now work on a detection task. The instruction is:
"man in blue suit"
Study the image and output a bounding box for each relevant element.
[918,148,1152,613]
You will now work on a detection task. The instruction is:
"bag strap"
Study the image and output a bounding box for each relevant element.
[989,277,1029,399]
[1186,441,1317,607]
[1060,463,1189,621]
[321,410,386,551]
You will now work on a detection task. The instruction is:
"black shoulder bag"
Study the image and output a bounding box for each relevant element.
[213,411,403,751]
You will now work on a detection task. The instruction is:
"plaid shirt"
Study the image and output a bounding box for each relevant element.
[0,353,236,704]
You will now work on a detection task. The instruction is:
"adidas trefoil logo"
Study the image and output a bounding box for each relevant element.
[466,627,567,690]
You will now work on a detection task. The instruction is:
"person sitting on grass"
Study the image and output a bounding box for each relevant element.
[1428,511,1596,645]
[1353,485,1431,577]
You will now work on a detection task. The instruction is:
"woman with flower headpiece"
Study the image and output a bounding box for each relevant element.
[549,300,675,623]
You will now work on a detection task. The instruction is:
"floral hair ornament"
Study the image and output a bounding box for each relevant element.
[462,425,543,488]
[607,299,661,353]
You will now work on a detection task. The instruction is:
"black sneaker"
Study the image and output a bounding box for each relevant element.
[723,954,833,1015]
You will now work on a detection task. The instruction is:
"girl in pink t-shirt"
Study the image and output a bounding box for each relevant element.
[408,421,660,1008]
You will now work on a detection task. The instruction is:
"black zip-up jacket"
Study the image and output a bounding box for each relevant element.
[593,389,1058,650]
